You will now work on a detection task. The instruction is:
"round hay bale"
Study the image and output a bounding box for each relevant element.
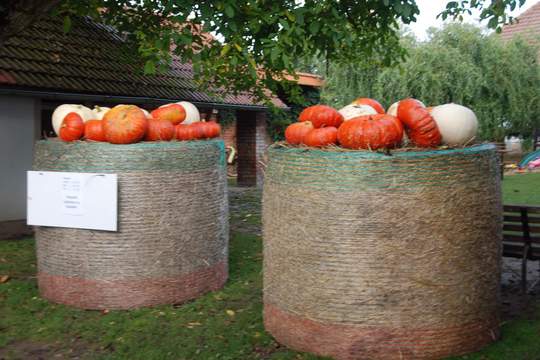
[263,144,501,360]
[33,139,228,310]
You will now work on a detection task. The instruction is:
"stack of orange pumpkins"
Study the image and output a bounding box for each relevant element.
[55,102,221,144]
[285,98,444,150]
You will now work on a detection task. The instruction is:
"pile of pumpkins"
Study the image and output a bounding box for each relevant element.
[53,101,220,144]
[285,97,478,150]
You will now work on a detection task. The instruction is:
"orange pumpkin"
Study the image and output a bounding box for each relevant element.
[303,127,338,147]
[298,105,343,129]
[190,121,221,139]
[175,124,195,141]
[337,114,403,150]
[145,119,175,141]
[205,121,221,138]
[285,121,314,145]
[84,119,106,142]
[102,105,148,144]
[150,104,186,125]
[350,98,385,114]
[59,112,84,142]
[397,98,441,147]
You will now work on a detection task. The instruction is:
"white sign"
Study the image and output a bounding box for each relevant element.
[27,171,118,231]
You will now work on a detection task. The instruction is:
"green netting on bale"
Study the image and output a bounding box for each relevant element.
[265,143,498,191]
[33,139,226,173]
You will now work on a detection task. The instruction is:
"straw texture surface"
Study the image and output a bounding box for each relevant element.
[33,139,228,309]
[262,144,501,360]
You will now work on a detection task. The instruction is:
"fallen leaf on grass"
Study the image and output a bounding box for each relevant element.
[226,309,235,317]
[0,275,10,283]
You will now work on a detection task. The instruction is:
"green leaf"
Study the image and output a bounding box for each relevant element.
[487,17,498,29]
[220,44,231,57]
[143,60,156,74]
[285,11,295,22]
[270,47,279,64]
[309,21,320,35]
[63,16,72,33]
[225,4,234,18]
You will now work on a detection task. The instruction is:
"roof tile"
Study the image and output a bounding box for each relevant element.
[0,15,285,108]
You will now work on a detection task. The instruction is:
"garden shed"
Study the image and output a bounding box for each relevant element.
[0,15,321,239]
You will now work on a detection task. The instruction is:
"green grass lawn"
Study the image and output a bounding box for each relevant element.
[0,173,539,359]
[502,172,540,205]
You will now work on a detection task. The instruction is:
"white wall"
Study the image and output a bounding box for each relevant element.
[0,95,40,221]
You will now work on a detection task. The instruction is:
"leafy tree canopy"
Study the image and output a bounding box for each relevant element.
[320,23,539,141]
[0,0,532,103]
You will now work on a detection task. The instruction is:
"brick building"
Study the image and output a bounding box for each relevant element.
[0,15,321,238]
[500,1,540,57]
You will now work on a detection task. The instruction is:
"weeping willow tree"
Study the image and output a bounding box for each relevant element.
[321,23,539,141]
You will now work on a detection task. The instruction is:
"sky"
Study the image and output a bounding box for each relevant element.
[408,0,539,40]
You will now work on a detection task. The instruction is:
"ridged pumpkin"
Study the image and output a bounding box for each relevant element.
[102,105,148,144]
[84,119,106,142]
[145,119,175,141]
[303,127,338,147]
[299,105,344,129]
[59,112,85,142]
[285,121,314,145]
[337,114,403,150]
[397,98,441,148]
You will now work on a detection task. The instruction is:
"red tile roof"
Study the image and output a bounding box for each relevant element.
[0,16,286,109]
[500,1,540,43]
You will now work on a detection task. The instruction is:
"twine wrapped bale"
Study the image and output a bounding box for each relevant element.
[33,139,228,310]
[262,144,502,360]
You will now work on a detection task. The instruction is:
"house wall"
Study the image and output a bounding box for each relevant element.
[0,95,40,236]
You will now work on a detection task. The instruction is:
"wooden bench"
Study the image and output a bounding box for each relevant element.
[503,204,540,293]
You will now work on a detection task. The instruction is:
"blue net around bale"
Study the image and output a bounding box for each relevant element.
[33,139,229,310]
[262,143,502,360]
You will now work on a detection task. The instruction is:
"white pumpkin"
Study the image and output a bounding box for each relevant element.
[92,106,111,120]
[175,101,200,124]
[51,104,94,135]
[141,108,150,118]
[430,103,478,146]
[387,101,399,117]
[338,104,377,121]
